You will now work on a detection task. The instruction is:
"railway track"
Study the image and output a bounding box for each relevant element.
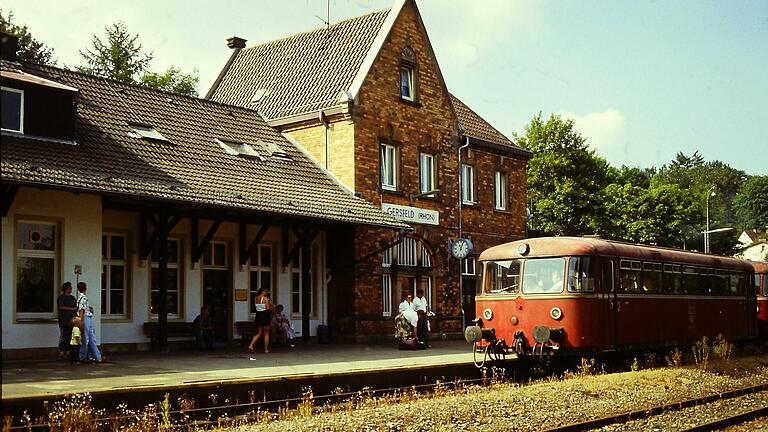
[544,383,768,432]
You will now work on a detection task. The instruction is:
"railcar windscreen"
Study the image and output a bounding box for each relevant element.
[485,259,522,294]
[522,257,566,294]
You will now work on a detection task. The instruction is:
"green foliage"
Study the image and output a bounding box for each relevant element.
[0,10,56,65]
[734,176,768,230]
[140,66,199,97]
[609,165,657,189]
[654,154,746,253]
[78,21,198,96]
[78,22,152,82]
[600,183,696,246]
[515,113,610,235]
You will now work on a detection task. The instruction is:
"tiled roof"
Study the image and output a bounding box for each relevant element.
[208,5,528,154]
[451,94,530,157]
[0,60,409,230]
[208,10,389,120]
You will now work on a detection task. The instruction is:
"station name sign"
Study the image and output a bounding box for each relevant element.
[381,203,439,226]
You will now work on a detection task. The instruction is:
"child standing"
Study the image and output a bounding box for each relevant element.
[70,316,82,364]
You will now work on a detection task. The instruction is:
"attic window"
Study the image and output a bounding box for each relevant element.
[261,141,292,160]
[128,123,168,141]
[1,87,24,133]
[215,138,265,160]
[400,66,414,101]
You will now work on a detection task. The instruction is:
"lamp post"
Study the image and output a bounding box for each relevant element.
[705,186,716,253]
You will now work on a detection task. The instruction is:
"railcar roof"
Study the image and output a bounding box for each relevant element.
[750,261,768,273]
[479,237,753,271]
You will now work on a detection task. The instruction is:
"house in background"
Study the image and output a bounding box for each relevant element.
[207,0,530,339]
[736,229,767,262]
[1,32,406,359]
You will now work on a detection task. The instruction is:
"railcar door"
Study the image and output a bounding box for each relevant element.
[600,258,617,350]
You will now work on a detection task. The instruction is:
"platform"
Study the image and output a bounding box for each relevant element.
[2,340,476,406]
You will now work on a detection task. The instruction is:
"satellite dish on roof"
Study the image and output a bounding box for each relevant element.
[251,88,269,104]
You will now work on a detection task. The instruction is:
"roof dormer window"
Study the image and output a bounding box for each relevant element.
[1,87,24,133]
[215,138,265,160]
[128,123,168,142]
[261,141,292,161]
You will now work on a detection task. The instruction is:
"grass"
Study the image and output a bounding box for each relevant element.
[8,338,764,431]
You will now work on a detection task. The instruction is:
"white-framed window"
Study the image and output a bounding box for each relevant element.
[203,241,227,268]
[400,65,414,101]
[382,274,393,317]
[462,257,477,276]
[461,164,475,204]
[2,87,24,133]
[249,244,272,314]
[150,238,182,318]
[419,276,433,310]
[495,171,507,210]
[380,143,398,191]
[382,248,392,267]
[419,153,435,194]
[397,237,418,266]
[15,220,58,318]
[421,244,432,267]
[101,233,128,318]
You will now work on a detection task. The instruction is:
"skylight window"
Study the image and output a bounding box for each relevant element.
[215,138,265,160]
[261,141,292,160]
[128,123,168,142]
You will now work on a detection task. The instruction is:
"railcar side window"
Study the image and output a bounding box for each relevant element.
[522,257,566,294]
[485,259,522,294]
[642,262,663,293]
[568,257,595,292]
[730,271,744,295]
[664,264,681,294]
[699,268,716,294]
[763,274,768,296]
[754,274,762,296]
[681,266,698,294]
[712,270,727,295]
[620,260,641,293]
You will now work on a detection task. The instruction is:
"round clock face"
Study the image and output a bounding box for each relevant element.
[452,238,473,259]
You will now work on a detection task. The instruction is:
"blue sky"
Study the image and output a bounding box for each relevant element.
[5,0,767,175]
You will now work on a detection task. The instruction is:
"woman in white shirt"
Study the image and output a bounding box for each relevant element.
[248,287,273,353]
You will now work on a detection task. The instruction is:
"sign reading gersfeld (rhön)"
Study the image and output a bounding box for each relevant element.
[381,203,439,226]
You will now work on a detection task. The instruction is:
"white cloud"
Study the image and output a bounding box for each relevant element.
[560,108,628,164]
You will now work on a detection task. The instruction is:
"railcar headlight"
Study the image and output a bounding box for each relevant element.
[550,306,563,320]
[483,308,493,320]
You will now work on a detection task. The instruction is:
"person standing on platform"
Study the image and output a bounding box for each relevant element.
[412,288,430,346]
[248,287,273,353]
[57,282,77,360]
[77,282,103,363]
[398,293,414,313]
[69,316,82,364]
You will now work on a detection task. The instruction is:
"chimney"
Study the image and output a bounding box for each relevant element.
[1,32,19,62]
[226,36,247,50]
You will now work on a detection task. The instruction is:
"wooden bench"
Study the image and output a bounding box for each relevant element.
[143,322,197,349]
[235,321,289,347]
[235,321,258,346]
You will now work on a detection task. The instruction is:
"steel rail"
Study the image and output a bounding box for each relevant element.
[680,404,768,432]
[542,383,768,432]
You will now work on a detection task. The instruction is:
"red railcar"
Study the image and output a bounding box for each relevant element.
[752,261,768,338]
[465,237,757,358]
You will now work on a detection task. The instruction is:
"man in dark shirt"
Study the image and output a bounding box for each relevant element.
[57,282,77,359]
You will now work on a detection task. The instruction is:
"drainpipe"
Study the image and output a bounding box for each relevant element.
[457,136,470,330]
[319,110,329,168]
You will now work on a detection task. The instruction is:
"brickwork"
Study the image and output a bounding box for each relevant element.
[286,1,528,339]
[285,118,356,189]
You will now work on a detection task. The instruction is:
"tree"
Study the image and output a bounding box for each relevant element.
[78,22,152,83]
[0,10,55,65]
[601,183,697,247]
[140,66,199,97]
[734,175,768,230]
[78,22,199,96]
[654,155,746,253]
[515,113,610,235]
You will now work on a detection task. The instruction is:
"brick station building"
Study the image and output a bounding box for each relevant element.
[207,0,531,340]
